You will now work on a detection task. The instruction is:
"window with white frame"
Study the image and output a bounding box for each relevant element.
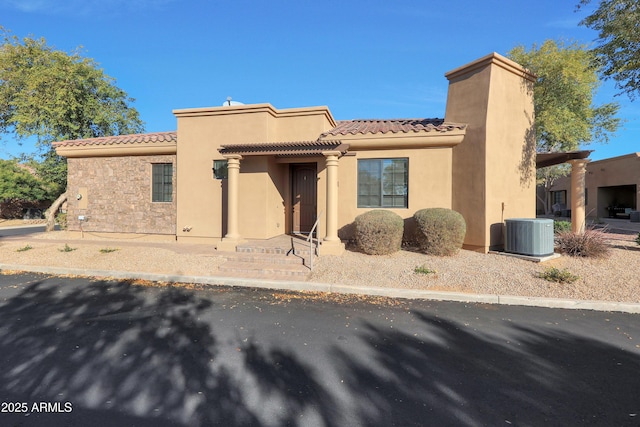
[357,158,408,208]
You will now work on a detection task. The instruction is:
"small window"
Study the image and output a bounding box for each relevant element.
[152,163,173,202]
[213,160,228,179]
[358,158,408,208]
[552,190,566,205]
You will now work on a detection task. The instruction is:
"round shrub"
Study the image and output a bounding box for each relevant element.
[354,210,404,255]
[413,208,466,256]
[553,220,572,234]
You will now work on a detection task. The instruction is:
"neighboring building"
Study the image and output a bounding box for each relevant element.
[540,153,640,219]
[54,53,536,254]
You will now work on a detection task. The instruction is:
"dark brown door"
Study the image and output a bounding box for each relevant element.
[291,163,317,233]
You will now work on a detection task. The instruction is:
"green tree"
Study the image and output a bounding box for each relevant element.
[0,159,55,218]
[508,39,620,152]
[578,0,640,100]
[508,40,621,215]
[0,160,48,200]
[0,27,145,228]
[0,27,144,147]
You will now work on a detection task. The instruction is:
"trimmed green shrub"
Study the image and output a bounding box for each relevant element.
[354,210,404,255]
[555,229,610,258]
[414,208,466,256]
[635,232,640,246]
[554,220,572,234]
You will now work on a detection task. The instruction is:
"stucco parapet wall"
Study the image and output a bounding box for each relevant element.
[588,152,640,166]
[172,103,337,127]
[54,131,177,158]
[445,52,537,83]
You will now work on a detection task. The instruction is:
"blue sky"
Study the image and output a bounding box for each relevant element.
[1,0,638,161]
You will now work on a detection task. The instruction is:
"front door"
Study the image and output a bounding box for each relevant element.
[291,163,317,234]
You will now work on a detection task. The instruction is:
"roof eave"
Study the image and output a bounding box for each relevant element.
[319,129,466,150]
[56,143,177,158]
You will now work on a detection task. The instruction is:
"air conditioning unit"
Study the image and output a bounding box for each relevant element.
[504,218,554,257]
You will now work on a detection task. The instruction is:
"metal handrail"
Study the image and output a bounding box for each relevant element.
[306,210,323,270]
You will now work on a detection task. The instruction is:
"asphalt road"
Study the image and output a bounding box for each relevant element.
[0,273,638,427]
[0,225,47,238]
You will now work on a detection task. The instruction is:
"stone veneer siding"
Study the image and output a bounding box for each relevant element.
[66,155,177,235]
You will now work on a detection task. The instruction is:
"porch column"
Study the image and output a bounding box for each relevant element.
[218,155,244,251]
[322,151,345,255]
[569,159,589,234]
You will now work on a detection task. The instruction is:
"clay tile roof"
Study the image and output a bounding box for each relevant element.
[52,131,177,147]
[321,119,466,137]
[219,140,348,156]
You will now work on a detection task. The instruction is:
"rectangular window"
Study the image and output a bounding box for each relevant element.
[357,158,408,208]
[552,190,566,205]
[152,163,173,202]
[213,159,228,179]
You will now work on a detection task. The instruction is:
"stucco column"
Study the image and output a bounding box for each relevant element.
[569,159,589,234]
[218,155,243,251]
[321,151,344,255]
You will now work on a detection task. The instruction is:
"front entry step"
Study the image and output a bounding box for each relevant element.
[218,238,318,279]
[235,243,315,257]
[225,252,305,265]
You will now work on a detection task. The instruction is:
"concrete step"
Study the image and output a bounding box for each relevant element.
[219,261,310,277]
[224,252,307,265]
[235,244,316,257]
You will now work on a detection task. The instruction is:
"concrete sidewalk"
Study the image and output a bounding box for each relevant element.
[1,228,639,314]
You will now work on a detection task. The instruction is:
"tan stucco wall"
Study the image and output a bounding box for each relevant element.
[548,153,640,218]
[56,54,537,252]
[66,155,177,235]
[334,148,453,241]
[446,53,536,252]
[173,104,335,243]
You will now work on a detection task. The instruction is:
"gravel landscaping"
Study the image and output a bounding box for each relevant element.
[0,227,638,303]
[310,235,639,303]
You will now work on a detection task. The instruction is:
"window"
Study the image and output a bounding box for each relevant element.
[152,163,173,202]
[358,158,408,208]
[213,159,228,179]
[552,190,566,205]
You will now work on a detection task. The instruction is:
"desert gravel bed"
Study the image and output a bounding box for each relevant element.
[310,238,639,303]
[0,230,638,303]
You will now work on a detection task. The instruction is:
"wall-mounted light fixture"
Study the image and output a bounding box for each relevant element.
[213,160,228,179]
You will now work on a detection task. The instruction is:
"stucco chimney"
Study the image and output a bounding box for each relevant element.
[445,53,536,253]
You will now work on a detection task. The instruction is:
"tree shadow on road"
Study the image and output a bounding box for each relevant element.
[1,276,639,426]
[332,310,640,426]
[0,276,337,426]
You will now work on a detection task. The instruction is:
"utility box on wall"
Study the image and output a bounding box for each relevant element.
[504,218,554,257]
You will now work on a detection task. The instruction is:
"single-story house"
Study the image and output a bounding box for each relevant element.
[539,153,640,220]
[54,52,537,254]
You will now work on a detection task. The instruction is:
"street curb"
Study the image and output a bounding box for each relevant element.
[1,263,640,314]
